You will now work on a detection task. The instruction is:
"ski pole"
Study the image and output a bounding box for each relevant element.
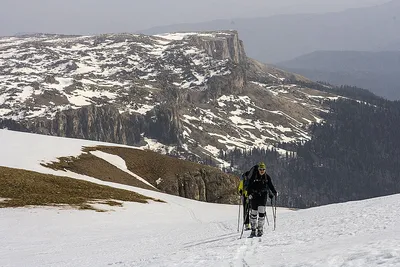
[239,199,250,239]
[265,199,270,226]
[237,195,242,232]
[271,197,277,230]
[274,197,277,230]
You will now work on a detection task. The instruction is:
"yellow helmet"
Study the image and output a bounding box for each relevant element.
[258,162,266,169]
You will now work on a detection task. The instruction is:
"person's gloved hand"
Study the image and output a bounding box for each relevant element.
[238,189,243,195]
[269,192,278,199]
[248,194,253,200]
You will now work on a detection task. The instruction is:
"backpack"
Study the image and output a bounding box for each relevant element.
[243,164,258,191]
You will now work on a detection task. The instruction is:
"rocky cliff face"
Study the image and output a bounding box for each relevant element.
[176,168,238,203]
[188,32,247,64]
[10,103,182,146]
[21,105,142,144]
[160,168,237,203]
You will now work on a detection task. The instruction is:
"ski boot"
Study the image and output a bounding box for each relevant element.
[249,229,256,238]
[257,229,263,237]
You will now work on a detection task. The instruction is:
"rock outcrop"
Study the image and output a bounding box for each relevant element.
[188,31,247,64]
[13,104,182,146]
[159,168,238,204]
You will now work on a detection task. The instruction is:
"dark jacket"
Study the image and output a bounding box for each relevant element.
[243,165,277,198]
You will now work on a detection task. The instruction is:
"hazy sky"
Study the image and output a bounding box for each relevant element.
[0,0,391,36]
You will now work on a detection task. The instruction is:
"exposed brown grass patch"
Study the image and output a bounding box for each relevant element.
[41,152,156,191]
[38,145,237,204]
[83,146,220,186]
[0,166,162,210]
[81,146,239,204]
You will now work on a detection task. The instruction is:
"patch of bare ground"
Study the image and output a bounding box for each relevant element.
[41,151,156,191]
[39,145,238,203]
[0,166,162,210]
[84,146,224,185]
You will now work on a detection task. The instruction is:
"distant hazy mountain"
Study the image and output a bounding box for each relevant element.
[375,41,400,51]
[139,0,400,63]
[277,50,400,100]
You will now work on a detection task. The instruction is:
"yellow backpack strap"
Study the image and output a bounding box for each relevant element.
[237,180,243,192]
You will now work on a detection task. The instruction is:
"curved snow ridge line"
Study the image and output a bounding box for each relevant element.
[89,150,156,189]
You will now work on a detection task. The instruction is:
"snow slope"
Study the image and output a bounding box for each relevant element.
[0,129,399,267]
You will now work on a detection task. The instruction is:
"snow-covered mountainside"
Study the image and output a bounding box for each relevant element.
[0,32,235,118]
[0,31,341,165]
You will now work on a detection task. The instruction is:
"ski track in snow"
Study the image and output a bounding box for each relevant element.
[1,129,400,267]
